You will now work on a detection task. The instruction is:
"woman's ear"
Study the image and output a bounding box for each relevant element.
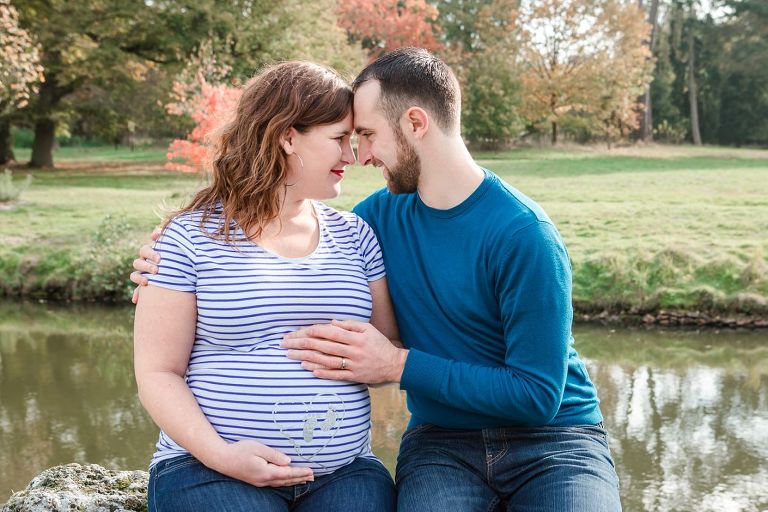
[280,127,298,155]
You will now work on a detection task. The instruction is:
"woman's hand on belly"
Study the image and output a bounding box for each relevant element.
[207,439,314,487]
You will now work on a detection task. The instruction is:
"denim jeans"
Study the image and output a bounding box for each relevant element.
[396,423,621,512]
[148,455,395,512]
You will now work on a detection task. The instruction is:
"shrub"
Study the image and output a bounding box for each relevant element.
[0,169,32,202]
[653,120,687,144]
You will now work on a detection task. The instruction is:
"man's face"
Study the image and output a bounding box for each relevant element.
[353,81,420,194]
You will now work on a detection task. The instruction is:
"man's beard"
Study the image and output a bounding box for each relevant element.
[385,124,421,194]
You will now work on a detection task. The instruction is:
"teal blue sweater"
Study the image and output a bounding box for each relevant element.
[353,169,602,428]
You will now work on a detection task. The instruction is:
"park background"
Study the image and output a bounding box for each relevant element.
[1,0,767,510]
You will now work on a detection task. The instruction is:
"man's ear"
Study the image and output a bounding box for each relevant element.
[280,127,298,155]
[402,107,429,140]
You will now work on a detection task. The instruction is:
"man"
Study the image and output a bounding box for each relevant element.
[132,48,621,511]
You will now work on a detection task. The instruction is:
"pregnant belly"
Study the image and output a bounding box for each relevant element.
[186,358,372,473]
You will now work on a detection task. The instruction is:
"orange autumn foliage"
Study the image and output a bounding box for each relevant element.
[165,79,241,174]
[337,0,443,59]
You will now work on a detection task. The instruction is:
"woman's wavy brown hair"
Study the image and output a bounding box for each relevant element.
[171,61,353,242]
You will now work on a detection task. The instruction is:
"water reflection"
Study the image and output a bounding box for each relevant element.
[0,303,766,511]
[576,327,768,512]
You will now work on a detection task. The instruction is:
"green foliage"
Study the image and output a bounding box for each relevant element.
[572,250,768,314]
[440,0,523,148]
[0,216,138,300]
[73,215,137,299]
[650,0,768,146]
[461,54,523,149]
[10,127,33,148]
[0,169,32,202]
[653,119,688,143]
[559,115,597,144]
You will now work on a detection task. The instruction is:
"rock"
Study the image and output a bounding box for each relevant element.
[2,463,148,512]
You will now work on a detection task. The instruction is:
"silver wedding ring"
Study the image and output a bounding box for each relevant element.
[340,357,348,370]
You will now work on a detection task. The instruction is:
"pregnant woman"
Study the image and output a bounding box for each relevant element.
[133,61,398,512]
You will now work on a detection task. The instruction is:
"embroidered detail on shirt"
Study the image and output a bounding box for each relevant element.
[272,393,346,469]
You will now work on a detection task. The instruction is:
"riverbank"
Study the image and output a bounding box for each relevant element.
[1,145,767,325]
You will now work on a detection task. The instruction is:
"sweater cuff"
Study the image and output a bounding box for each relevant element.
[400,349,449,398]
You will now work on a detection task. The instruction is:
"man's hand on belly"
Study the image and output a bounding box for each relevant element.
[281,319,408,385]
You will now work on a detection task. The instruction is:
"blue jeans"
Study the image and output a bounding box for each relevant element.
[148,455,395,512]
[396,423,621,512]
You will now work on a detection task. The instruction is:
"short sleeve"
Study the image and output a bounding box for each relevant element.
[356,216,386,282]
[145,218,197,292]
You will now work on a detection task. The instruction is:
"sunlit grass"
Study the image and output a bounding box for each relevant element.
[1,144,767,313]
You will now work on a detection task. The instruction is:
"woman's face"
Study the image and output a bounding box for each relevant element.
[286,111,355,201]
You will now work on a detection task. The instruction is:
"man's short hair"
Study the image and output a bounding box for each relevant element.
[352,47,460,134]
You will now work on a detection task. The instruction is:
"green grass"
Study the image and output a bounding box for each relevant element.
[1,144,767,316]
[11,145,168,163]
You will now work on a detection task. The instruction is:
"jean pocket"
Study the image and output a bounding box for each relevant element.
[154,454,199,479]
[400,423,434,442]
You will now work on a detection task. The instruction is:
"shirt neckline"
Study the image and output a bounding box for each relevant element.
[235,200,327,263]
[415,168,494,218]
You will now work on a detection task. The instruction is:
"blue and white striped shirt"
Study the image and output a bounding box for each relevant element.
[146,201,386,475]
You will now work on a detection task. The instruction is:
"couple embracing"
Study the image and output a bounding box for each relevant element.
[132,48,621,512]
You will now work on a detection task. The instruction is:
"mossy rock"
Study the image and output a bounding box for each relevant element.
[2,463,148,512]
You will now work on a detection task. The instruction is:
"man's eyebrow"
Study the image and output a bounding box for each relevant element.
[354,126,372,134]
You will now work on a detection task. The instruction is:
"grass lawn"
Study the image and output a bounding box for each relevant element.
[11,145,168,163]
[1,144,767,318]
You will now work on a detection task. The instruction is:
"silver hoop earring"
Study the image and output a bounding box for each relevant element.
[295,153,305,171]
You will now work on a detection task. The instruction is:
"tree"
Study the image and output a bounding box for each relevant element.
[162,0,366,174]
[0,0,42,115]
[265,0,367,76]
[638,0,661,141]
[337,0,443,59]
[12,0,225,167]
[165,80,242,174]
[199,0,365,79]
[592,1,656,145]
[686,3,703,145]
[443,0,524,147]
[0,0,43,163]
[648,0,768,146]
[717,0,768,145]
[518,0,653,144]
[11,0,366,168]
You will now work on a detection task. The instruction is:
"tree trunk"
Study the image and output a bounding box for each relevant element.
[551,121,558,145]
[687,24,702,145]
[30,117,56,168]
[0,118,14,165]
[640,0,660,141]
[27,69,75,169]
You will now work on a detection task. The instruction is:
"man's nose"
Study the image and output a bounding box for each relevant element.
[357,138,373,166]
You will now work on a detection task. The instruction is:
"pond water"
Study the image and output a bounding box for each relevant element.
[0,302,766,511]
